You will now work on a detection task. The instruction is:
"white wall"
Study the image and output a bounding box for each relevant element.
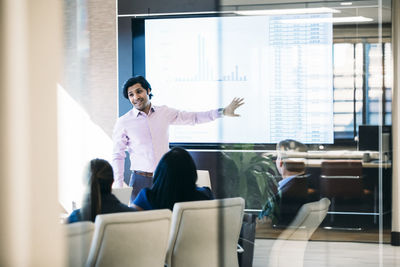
[59,0,117,212]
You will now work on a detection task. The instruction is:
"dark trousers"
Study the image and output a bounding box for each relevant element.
[129,172,153,205]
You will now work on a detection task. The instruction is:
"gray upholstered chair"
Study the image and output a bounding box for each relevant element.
[196,170,212,189]
[165,197,245,267]
[86,210,171,267]
[269,198,331,267]
[111,187,133,205]
[65,221,95,267]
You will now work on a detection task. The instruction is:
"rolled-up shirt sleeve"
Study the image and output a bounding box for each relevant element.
[112,119,128,188]
[169,108,221,125]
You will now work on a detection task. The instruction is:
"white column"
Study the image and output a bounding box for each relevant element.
[392,0,400,246]
[0,0,65,265]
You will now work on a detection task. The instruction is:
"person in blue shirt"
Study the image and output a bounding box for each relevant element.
[259,139,310,226]
[132,147,214,211]
[67,158,136,223]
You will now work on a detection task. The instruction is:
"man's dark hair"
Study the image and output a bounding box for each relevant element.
[122,75,153,99]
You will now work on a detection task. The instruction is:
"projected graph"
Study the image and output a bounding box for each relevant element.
[145,15,334,144]
[175,35,248,82]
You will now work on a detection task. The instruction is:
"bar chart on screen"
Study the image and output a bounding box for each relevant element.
[145,14,334,144]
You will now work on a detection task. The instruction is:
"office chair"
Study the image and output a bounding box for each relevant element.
[165,197,245,267]
[86,210,171,267]
[196,170,212,189]
[111,187,133,206]
[319,160,372,227]
[269,198,331,267]
[65,221,95,267]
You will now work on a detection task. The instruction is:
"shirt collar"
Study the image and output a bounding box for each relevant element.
[150,105,157,113]
[278,174,298,190]
[132,108,140,117]
[278,173,308,190]
[132,104,156,117]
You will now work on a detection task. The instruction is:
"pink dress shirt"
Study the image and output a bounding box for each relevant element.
[112,105,221,187]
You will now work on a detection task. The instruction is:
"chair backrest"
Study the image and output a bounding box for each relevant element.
[166,197,245,267]
[269,198,330,267]
[196,170,212,189]
[320,160,363,198]
[111,187,133,206]
[278,176,309,225]
[65,221,95,267]
[278,198,331,241]
[86,210,171,267]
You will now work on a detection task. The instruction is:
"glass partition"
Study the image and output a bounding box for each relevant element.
[215,0,392,266]
[61,0,394,266]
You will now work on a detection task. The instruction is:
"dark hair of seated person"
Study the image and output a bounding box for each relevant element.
[145,147,213,210]
[80,158,115,221]
[68,158,135,223]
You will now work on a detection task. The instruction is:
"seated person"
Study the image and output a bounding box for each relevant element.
[67,158,136,223]
[259,139,309,226]
[132,147,214,210]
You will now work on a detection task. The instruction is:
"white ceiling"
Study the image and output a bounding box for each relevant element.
[219,0,392,24]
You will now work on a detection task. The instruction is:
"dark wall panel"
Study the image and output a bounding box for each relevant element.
[118,0,218,15]
[118,17,134,117]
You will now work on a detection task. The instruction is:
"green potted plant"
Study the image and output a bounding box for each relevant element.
[220,145,280,209]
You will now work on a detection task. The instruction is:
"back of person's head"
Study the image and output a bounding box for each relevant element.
[149,147,198,210]
[276,139,308,173]
[81,158,114,222]
[276,139,308,153]
[122,75,153,99]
